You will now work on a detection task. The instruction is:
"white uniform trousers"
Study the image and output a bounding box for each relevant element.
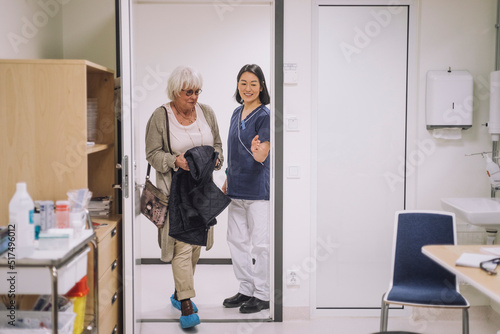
[227,199,270,301]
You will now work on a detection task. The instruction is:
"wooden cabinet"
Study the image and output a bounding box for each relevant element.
[87,216,122,334]
[0,59,122,333]
[0,59,116,214]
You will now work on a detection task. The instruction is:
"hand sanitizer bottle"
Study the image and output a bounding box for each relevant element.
[485,155,500,187]
[9,182,35,259]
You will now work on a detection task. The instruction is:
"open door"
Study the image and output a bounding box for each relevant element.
[118,0,283,331]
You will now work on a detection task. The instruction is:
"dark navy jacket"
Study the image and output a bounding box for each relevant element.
[168,146,231,246]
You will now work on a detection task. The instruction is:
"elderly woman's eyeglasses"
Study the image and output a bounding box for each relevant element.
[480,258,500,275]
[182,89,202,96]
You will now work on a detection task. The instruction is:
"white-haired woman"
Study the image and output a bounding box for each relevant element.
[145,66,224,328]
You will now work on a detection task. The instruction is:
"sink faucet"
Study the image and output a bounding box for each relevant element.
[493,142,499,198]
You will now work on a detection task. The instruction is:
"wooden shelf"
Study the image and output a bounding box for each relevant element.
[0,59,116,213]
[87,143,113,155]
[0,59,121,334]
[0,59,114,74]
[91,214,121,226]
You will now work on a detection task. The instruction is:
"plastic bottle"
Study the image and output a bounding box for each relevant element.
[33,201,41,240]
[9,182,35,259]
[56,200,70,228]
[485,155,500,187]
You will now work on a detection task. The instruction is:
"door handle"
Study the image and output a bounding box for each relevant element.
[122,155,129,198]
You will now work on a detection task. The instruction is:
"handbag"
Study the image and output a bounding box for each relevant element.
[140,165,169,228]
[140,106,172,228]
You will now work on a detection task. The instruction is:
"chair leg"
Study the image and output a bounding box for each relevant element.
[462,308,469,334]
[380,293,389,332]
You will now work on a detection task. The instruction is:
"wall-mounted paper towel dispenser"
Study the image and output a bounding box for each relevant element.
[425,70,473,130]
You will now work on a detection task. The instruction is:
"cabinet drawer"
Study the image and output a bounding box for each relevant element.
[98,225,120,275]
[99,294,120,334]
[98,260,120,316]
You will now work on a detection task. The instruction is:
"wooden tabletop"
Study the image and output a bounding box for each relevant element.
[422,245,500,305]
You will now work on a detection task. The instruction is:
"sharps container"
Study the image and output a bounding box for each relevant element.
[65,275,89,334]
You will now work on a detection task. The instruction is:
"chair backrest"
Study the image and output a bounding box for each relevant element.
[390,210,458,289]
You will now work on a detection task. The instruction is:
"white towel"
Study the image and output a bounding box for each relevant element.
[432,128,462,140]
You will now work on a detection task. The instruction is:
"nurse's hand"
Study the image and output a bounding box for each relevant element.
[251,135,270,163]
[251,135,261,153]
[174,153,190,171]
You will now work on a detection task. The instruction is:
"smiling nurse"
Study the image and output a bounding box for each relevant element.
[222,64,271,314]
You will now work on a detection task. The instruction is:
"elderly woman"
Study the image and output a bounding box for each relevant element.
[145,66,224,328]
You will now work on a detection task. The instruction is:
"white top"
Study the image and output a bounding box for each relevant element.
[164,103,214,153]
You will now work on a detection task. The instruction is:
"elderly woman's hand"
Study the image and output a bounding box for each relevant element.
[222,179,227,194]
[175,153,190,171]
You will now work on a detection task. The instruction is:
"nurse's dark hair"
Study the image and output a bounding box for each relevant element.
[234,64,271,105]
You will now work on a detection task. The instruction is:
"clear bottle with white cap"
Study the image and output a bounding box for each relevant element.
[9,182,35,259]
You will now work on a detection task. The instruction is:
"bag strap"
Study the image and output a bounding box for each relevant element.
[147,105,172,179]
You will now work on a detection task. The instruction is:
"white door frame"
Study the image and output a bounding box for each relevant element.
[118,0,285,330]
[118,0,140,333]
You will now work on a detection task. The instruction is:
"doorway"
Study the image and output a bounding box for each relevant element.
[119,0,282,331]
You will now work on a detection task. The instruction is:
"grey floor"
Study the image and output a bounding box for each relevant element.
[138,316,500,334]
[139,264,270,321]
[138,264,500,334]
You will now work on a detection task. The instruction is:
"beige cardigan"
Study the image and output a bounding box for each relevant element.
[145,103,224,262]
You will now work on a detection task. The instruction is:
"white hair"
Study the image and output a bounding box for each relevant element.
[166,66,203,100]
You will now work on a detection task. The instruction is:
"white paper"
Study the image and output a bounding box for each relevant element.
[480,247,500,256]
[455,253,498,270]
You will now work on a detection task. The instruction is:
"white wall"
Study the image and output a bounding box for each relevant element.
[62,0,116,71]
[282,0,314,315]
[0,0,115,72]
[0,0,63,58]
[281,0,498,318]
[416,0,495,209]
[131,2,272,259]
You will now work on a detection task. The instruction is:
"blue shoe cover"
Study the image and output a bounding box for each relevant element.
[180,313,200,329]
[170,294,198,313]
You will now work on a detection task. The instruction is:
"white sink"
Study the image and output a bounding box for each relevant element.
[441,197,500,231]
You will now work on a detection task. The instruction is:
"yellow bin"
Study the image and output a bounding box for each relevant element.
[65,276,89,334]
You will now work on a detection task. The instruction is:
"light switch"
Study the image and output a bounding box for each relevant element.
[284,63,298,84]
[286,115,299,131]
[287,165,300,179]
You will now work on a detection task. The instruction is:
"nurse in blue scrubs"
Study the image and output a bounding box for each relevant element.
[222,64,271,314]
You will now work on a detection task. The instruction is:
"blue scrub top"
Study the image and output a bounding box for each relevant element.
[227,104,270,200]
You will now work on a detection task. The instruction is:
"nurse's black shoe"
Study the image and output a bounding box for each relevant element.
[239,297,270,313]
[223,293,252,308]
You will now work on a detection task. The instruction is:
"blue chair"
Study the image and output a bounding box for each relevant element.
[380,210,469,334]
